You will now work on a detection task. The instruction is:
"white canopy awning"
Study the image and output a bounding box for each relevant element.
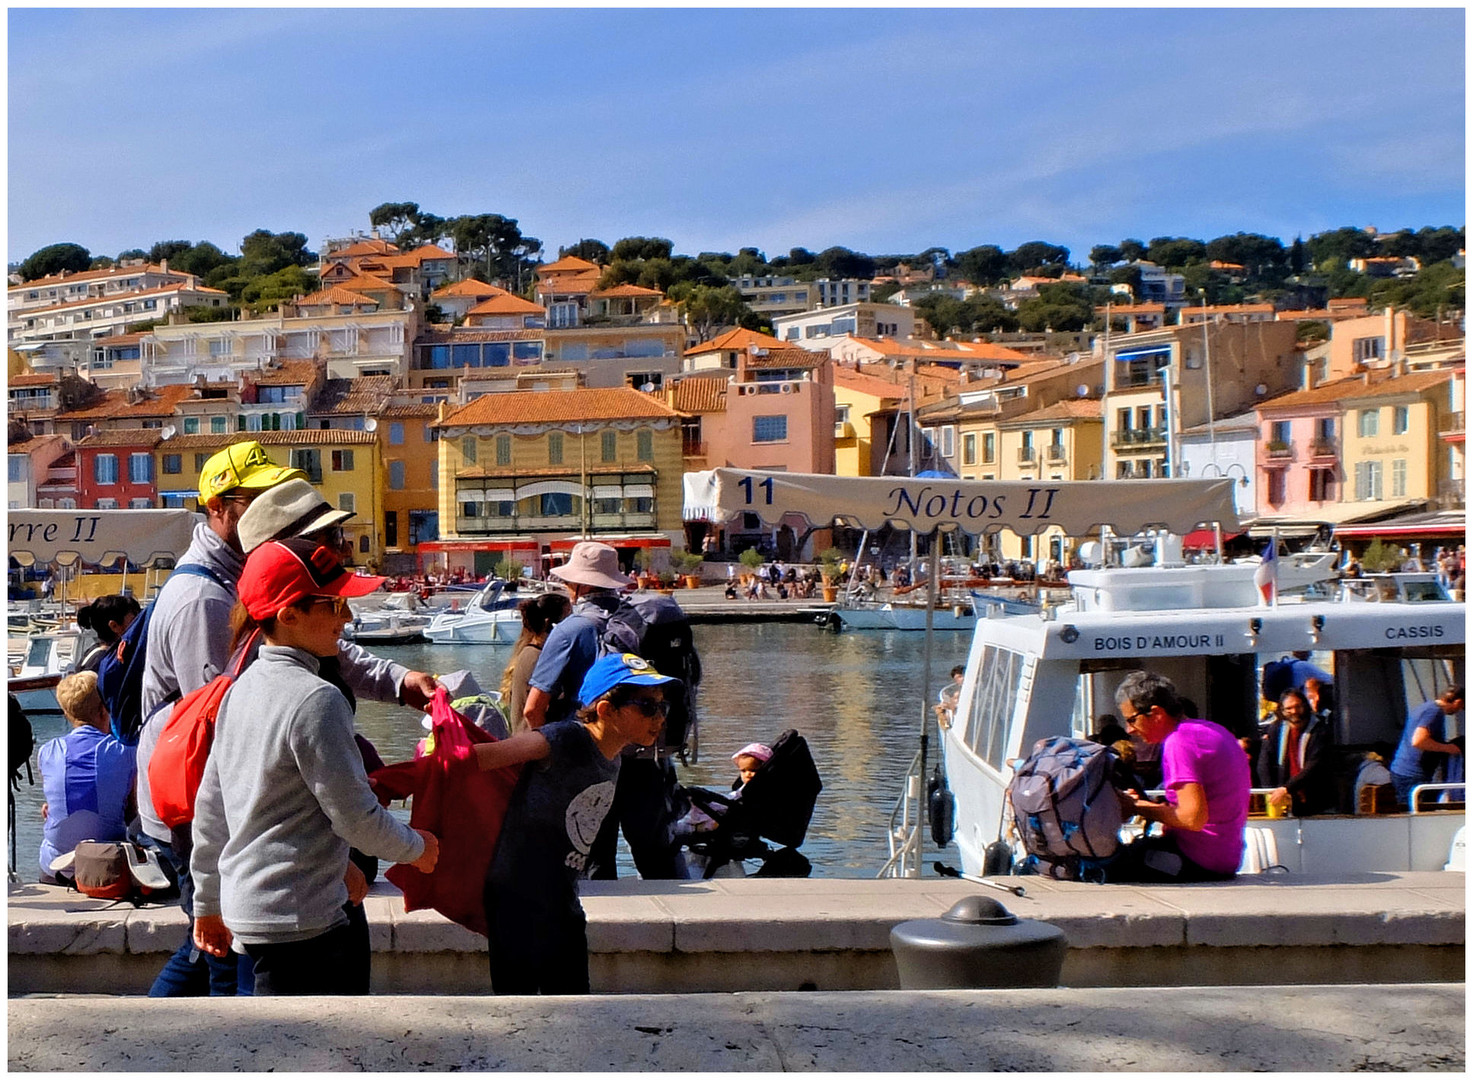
[8,509,201,567]
[682,468,1240,536]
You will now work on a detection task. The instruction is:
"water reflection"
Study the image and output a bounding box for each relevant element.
[9,624,960,880]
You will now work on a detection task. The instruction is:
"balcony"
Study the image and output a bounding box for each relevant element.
[1439,411,1465,441]
[1017,446,1037,464]
[1437,478,1465,509]
[1110,427,1166,450]
[835,421,856,439]
[1307,438,1338,459]
[1045,444,1067,464]
[1261,440,1294,464]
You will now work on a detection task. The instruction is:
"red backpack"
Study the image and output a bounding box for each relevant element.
[148,631,259,830]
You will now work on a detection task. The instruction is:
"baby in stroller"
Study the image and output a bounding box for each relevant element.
[673,730,822,879]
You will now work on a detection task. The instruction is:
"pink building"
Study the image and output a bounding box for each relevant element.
[1255,381,1346,515]
[699,346,835,474]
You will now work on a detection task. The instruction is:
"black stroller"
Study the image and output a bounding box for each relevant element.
[675,729,823,879]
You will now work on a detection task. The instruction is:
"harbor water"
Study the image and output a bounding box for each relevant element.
[8,622,960,881]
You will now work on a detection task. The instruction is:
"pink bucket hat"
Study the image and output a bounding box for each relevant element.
[732,742,773,764]
[550,541,634,591]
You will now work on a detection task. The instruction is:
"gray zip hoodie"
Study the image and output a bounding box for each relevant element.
[136,522,413,843]
[190,644,424,944]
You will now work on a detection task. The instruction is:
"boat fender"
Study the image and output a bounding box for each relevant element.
[927,764,955,847]
[823,610,842,632]
[982,840,1014,877]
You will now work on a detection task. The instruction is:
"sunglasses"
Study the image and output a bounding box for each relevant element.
[619,697,670,719]
[304,596,352,618]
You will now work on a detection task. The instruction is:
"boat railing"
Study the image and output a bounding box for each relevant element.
[1409,783,1465,813]
[878,748,925,879]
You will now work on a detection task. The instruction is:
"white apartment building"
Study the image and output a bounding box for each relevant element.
[771,302,914,350]
[10,282,230,346]
[8,260,199,317]
[732,276,815,317]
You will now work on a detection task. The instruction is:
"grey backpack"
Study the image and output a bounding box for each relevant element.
[1007,736,1123,880]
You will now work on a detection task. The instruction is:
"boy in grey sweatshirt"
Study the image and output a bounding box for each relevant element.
[191,538,438,994]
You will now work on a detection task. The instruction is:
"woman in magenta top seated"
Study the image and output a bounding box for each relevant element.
[1109,670,1250,882]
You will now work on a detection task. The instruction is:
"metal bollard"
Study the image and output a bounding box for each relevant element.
[890,895,1067,989]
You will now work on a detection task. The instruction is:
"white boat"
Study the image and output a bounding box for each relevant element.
[925,553,1464,878]
[342,591,434,645]
[421,579,529,644]
[831,598,976,631]
[8,628,91,712]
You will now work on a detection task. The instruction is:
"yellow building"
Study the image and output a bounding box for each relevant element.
[831,366,905,476]
[1338,370,1454,507]
[993,399,1103,563]
[154,430,383,565]
[434,387,685,576]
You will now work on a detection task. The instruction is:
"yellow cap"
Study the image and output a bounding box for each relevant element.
[198,441,306,503]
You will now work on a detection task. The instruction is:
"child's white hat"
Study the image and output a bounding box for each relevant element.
[732,742,773,764]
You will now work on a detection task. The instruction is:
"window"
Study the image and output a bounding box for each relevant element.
[548,432,564,465]
[338,493,356,514]
[1354,460,1383,500]
[601,430,617,462]
[183,417,200,435]
[129,497,152,509]
[429,460,438,489]
[1266,469,1286,506]
[389,422,404,445]
[1271,420,1291,445]
[1392,458,1407,497]
[753,415,788,443]
[982,433,996,463]
[1317,417,1335,440]
[636,430,653,461]
[291,448,323,484]
[627,371,662,391]
[409,510,437,545]
[331,449,354,471]
[7,457,23,483]
[1308,468,1334,502]
[385,511,398,548]
[210,416,227,434]
[1357,409,1379,437]
[96,498,118,509]
[496,435,512,466]
[388,460,405,490]
[94,454,118,485]
[941,425,955,459]
[128,453,152,484]
[462,436,477,465]
[194,453,210,473]
[962,433,977,466]
[424,424,435,442]
[963,644,1027,769]
[1352,336,1384,363]
[1393,406,1410,435]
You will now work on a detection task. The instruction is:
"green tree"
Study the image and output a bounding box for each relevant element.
[1145,236,1207,269]
[812,246,875,280]
[1007,241,1070,274]
[239,229,314,277]
[147,240,194,264]
[173,241,233,279]
[1107,264,1143,298]
[1205,232,1286,280]
[1296,321,1330,342]
[19,242,91,280]
[1089,244,1122,270]
[912,294,970,337]
[117,248,147,262]
[368,202,421,245]
[1118,239,1147,262]
[1305,226,1376,270]
[1414,226,1465,265]
[241,265,318,312]
[400,213,448,250]
[1288,237,1307,274]
[611,236,674,262]
[669,282,752,340]
[561,238,610,264]
[450,214,540,288]
[954,244,1008,285]
[90,256,116,269]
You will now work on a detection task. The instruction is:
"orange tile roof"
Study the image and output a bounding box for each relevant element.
[848,336,1031,364]
[160,430,379,451]
[9,373,58,387]
[1179,303,1275,316]
[253,359,322,386]
[996,399,1103,426]
[328,239,400,259]
[1327,298,1369,310]
[405,244,457,262]
[57,384,199,421]
[467,294,547,316]
[1260,369,1452,410]
[93,332,147,346]
[832,367,908,401]
[591,283,664,299]
[441,387,680,428]
[296,286,378,307]
[1094,303,1166,314]
[9,262,191,292]
[537,255,600,273]
[308,376,397,416]
[685,327,787,356]
[432,279,507,299]
[744,347,826,370]
[668,376,729,414]
[76,429,166,449]
[337,273,402,295]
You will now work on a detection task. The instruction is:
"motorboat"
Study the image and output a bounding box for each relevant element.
[343,591,433,645]
[422,579,530,644]
[8,627,91,713]
[917,544,1464,878]
[828,597,977,632]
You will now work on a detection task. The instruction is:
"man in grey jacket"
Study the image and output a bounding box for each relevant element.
[136,442,437,997]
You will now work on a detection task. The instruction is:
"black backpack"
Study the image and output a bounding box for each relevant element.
[96,563,232,745]
[596,593,702,757]
[8,693,33,793]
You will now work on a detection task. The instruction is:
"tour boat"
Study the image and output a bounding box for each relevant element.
[421,578,541,644]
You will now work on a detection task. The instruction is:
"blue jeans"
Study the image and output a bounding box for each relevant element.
[142,829,253,997]
[1392,772,1428,809]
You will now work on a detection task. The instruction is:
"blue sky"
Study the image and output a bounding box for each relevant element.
[8,7,1465,265]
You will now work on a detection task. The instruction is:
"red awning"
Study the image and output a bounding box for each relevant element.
[417,540,540,554]
[1181,528,1245,549]
[547,535,671,551]
[1334,522,1467,538]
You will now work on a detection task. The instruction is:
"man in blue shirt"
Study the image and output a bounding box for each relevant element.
[1389,686,1464,808]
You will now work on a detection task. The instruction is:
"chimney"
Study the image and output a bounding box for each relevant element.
[160,258,168,274]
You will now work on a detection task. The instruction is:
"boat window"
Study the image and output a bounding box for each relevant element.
[964,644,1027,770]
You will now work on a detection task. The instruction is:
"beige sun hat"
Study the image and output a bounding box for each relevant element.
[549,541,634,591]
[237,478,354,553]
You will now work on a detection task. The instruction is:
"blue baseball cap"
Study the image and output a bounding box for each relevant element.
[578,653,680,708]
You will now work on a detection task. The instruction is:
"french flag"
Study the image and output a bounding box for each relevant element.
[1254,541,1278,606]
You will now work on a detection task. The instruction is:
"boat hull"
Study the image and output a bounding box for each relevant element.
[422,613,521,644]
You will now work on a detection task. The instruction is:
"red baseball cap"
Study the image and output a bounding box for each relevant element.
[239,537,385,620]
